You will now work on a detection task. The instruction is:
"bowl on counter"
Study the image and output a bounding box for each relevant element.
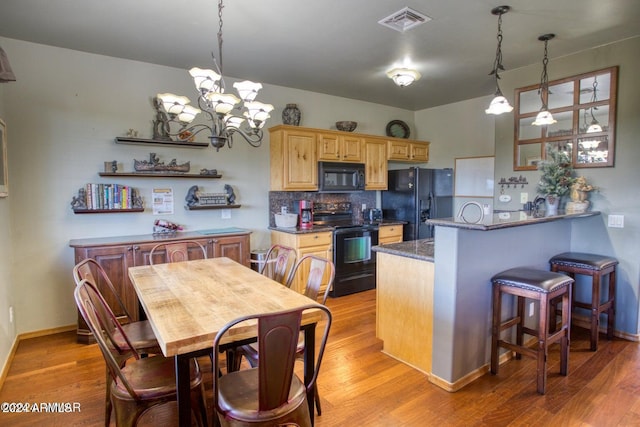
[336,121,357,132]
[274,213,298,228]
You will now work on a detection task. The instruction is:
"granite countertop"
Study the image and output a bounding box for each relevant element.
[427,210,600,231]
[372,238,434,262]
[269,220,406,235]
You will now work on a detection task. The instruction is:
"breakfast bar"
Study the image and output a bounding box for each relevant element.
[373,210,600,392]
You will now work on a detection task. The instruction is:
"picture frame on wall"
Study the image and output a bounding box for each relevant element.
[0,118,7,197]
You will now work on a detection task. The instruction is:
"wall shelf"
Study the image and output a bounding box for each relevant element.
[115,136,209,148]
[185,204,241,210]
[98,172,222,179]
[73,208,144,214]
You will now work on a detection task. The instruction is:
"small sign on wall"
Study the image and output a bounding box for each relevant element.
[152,188,174,215]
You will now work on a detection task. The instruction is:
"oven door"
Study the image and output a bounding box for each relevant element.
[331,226,378,297]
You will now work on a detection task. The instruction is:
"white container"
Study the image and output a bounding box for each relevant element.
[275,213,298,228]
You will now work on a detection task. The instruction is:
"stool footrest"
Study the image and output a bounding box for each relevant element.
[498,340,537,359]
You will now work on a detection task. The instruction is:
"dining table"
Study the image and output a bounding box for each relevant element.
[128,256,324,427]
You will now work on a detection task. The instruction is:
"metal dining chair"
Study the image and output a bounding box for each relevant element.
[73,258,161,426]
[148,240,207,265]
[234,255,335,415]
[74,279,208,427]
[212,304,332,427]
[259,244,297,285]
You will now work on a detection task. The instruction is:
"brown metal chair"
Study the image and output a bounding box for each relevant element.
[148,240,207,265]
[73,258,161,425]
[259,244,297,286]
[235,255,335,415]
[74,279,208,427]
[212,304,332,427]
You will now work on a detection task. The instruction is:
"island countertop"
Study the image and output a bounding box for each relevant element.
[372,238,434,262]
[427,210,599,231]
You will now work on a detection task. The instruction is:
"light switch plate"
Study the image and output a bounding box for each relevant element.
[221,209,231,219]
[520,193,528,204]
[607,214,624,228]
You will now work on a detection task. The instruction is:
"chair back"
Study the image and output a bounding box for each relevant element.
[73,258,132,320]
[212,304,332,415]
[260,244,296,285]
[148,240,207,265]
[287,255,335,304]
[74,279,142,399]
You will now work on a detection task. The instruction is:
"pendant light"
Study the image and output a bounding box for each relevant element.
[485,5,513,115]
[586,76,603,133]
[532,34,557,126]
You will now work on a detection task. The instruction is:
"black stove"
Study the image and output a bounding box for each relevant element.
[313,202,379,297]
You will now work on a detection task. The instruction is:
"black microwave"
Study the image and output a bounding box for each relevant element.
[318,161,365,192]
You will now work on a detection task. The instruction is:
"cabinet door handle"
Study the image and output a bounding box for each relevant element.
[133,246,140,251]
[127,246,133,252]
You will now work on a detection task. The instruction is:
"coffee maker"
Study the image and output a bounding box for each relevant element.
[298,200,313,229]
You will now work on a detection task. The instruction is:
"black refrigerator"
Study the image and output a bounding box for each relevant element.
[381,168,454,241]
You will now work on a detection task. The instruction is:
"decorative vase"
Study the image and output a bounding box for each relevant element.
[545,194,560,216]
[282,103,301,126]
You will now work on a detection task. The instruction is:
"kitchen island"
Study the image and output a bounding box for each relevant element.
[373,210,600,391]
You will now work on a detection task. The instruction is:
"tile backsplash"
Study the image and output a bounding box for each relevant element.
[269,191,377,227]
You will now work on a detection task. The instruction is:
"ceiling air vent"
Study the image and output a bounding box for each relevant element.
[378,7,431,33]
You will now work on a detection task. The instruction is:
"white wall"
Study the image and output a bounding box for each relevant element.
[0,37,414,371]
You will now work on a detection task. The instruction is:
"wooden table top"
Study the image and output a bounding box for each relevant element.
[128,257,323,357]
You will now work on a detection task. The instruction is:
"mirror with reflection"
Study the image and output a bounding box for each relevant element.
[514,66,617,170]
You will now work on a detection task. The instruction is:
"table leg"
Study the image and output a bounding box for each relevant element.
[176,354,192,427]
[303,323,316,425]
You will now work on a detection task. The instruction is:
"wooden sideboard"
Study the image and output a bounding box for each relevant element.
[69,229,251,343]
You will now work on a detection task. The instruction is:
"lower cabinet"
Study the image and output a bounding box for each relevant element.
[378,224,404,245]
[270,230,333,295]
[70,231,251,343]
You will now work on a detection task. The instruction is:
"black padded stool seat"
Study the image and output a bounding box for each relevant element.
[549,252,618,351]
[491,267,574,395]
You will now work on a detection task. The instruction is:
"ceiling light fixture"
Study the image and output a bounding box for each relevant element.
[532,34,557,126]
[154,0,273,150]
[485,5,513,115]
[387,67,421,87]
[586,76,603,133]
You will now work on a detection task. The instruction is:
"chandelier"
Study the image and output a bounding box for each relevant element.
[532,34,557,126]
[485,5,513,115]
[154,0,273,150]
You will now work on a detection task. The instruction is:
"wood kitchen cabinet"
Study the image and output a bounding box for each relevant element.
[270,230,333,295]
[317,133,364,163]
[387,139,430,162]
[269,125,430,191]
[70,230,251,343]
[364,138,388,190]
[378,224,403,245]
[269,126,318,191]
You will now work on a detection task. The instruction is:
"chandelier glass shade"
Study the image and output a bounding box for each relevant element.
[532,34,557,126]
[154,0,273,150]
[586,76,602,133]
[485,6,513,115]
[387,67,421,87]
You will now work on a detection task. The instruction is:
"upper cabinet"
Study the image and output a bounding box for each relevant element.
[514,66,618,170]
[387,139,430,162]
[270,126,318,191]
[318,133,364,163]
[269,125,430,191]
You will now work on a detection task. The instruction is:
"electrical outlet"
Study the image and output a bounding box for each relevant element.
[608,214,624,228]
[520,193,528,204]
[362,203,367,210]
[9,306,14,323]
[281,206,288,214]
[221,209,231,219]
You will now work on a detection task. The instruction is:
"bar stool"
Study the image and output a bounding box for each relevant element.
[549,252,618,351]
[491,267,574,394]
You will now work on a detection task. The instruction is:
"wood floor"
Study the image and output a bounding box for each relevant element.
[1,289,639,426]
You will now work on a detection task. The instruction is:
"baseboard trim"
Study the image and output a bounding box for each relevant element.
[428,350,513,392]
[0,324,76,392]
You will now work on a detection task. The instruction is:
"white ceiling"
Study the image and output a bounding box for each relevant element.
[1,0,639,110]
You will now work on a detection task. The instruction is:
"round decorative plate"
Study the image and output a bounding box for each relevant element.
[386,120,410,139]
